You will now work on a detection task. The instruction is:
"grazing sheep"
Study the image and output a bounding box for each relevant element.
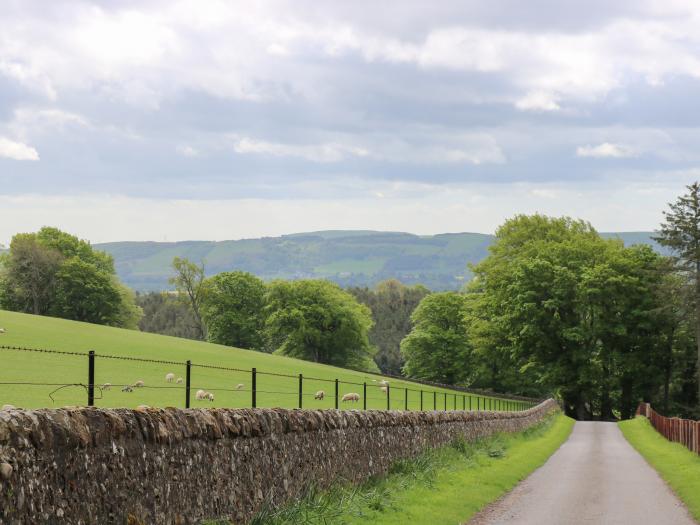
[121,385,133,393]
[314,390,325,400]
[195,389,207,400]
[341,393,360,403]
[176,377,183,384]
[165,373,175,383]
[380,386,388,394]
[235,383,245,390]
[1,404,15,411]
[133,380,144,388]
[102,383,112,391]
[372,379,389,387]
[206,392,215,402]
[0,328,5,333]
[136,405,150,411]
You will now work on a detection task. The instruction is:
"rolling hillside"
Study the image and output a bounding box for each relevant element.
[97,230,660,291]
[0,310,509,411]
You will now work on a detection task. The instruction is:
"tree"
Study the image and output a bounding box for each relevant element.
[655,182,700,406]
[202,271,266,350]
[169,257,207,339]
[0,227,141,328]
[264,279,377,371]
[51,258,123,324]
[348,279,430,374]
[1,234,63,314]
[400,292,471,384]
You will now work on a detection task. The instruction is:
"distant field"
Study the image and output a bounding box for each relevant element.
[0,310,519,411]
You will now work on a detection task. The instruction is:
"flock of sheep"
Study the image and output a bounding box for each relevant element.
[93,374,389,406]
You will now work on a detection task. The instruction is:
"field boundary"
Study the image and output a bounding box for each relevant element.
[636,403,700,455]
[0,345,538,412]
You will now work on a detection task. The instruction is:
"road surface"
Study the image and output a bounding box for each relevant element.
[468,421,696,525]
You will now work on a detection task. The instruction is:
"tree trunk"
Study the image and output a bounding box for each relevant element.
[696,261,700,408]
[664,326,674,414]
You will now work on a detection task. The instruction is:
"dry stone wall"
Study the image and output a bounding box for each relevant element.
[0,399,558,524]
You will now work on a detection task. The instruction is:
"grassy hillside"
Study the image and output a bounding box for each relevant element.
[0,310,512,411]
[97,230,660,292]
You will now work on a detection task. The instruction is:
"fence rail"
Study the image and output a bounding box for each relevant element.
[636,403,700,455]
[0,345,539,412]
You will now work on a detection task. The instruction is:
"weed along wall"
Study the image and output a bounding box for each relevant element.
[0,399,558,524]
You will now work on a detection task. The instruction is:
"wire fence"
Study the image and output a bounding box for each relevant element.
[0,345,540,412]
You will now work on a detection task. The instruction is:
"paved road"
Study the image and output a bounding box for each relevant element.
[468,421,696,525]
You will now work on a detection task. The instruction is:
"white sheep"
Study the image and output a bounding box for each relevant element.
[380,386,388,394]
[1,404,15,410]
[195,389,207,400]
[165,373,175,383]
[102,383,112,391]
[176,377,183,384]
[341,393,360,403]
[372,379,389,387]
[121,385,133,393]
[314,390,325,400]
[133,380,144,388]
[235,383,245,390]
[206,392,215,402]
[136,405,150,411]
[0,328,6,334]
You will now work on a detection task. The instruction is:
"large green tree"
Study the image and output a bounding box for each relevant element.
[400,291,471,384]
[202,271,266,350]
[264,279,377,371]
[0,227,141,328]
[655,182,700,406]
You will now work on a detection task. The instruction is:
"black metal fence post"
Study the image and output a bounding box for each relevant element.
[252,367,257,408]
[420,390,423,411]
[444,392,447,411]
[87,350,95,407]
[335,379,339,409]
[298,374,303,409]
[405,387,408,411]
[185,360,191,408]
[462,395,465,410]
[453,393,456,410]
[469,396,472,411]
[386,384,390,410]
[477,397,480,411]
[363,382,367,410]
[433,391,436,410]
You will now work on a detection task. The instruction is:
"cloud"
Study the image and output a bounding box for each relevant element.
[176,145,199,157]
[576,142,637,158]
[0,137,39,161]
[232,136,370,163]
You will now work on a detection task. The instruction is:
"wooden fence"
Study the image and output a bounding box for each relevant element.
[636,402,700,454]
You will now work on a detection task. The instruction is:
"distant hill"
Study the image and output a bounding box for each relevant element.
[96,230,661,292]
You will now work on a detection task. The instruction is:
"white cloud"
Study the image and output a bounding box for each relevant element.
[176,145,199,157]
[516,91,561,112]
[576,142,637,158]
[0,137,39,161]
[232,136,369,163]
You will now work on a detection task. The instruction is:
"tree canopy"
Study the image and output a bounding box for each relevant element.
[264,279,377,371]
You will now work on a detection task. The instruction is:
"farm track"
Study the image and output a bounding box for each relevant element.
[468,421,696,525]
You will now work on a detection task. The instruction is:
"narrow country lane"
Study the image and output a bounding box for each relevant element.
[468,421,696,525]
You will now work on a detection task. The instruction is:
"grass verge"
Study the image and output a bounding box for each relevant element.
[239,412,573,525]
[619,416,700,521]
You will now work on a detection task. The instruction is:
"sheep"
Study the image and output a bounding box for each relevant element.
[206,392,215,402]
[372,379,389,387]
[341,393,360,403]
[136,405,150,411]
[165,373,175,383]
[314,390,325,400]
[121,385,133,393]
[0,328,5,334]
[1,404,15,411]
[380,386,388,394]
[176,377,183,384]
[102,383,112,391]
[195,389,207,400]
[133,380,144,388]
[235,383,245,390]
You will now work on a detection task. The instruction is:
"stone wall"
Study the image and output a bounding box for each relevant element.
[0,399,558,524]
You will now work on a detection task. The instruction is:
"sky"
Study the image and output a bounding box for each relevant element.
[2,0,700,244]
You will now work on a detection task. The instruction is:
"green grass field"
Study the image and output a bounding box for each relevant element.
[619,416,700,521]
[0,309,527,411]
[244,413,573,525]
